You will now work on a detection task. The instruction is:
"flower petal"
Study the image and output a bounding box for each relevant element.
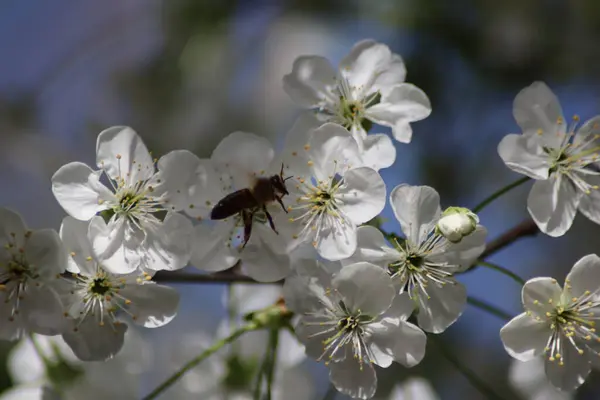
[527,176,581,237]
[141,213,192,271]
[295,317,331,360]
[0,208,27,246]
[21,285,69,336]
[359,133,396,171]
[437,225,487,271]
[390,185,440,244]
[282,113,322,178]
[513,82,566,148]
[564,254,600,299]
[89,217,140,274]
[500,313,550,361]
[313,214,358,261]
[60,217,96,274]
[371,54,407,95]
[365,83,431,131]
[415,282,466,333]
[522,277,563,317]
[332,262,395,316]
[276,328,307,368]
[96,126,154,184]
[337,167,386,224]
[306,123,362,182]
[367,318,426,368]
[497,134,550,179]
[157,150,225,218]
[577,176,600,225]
[51,162,112,220]
[119,284,179,328]
[328,355,378,400]
[24,229,66,278]
[344,226,400,267]
[339,40,395,96]
[241,224,292,282]
[212,131,275,189]
[283,55,337,108]
[385,292,417,321]
[189,222,239,272]
[544,340,590,391]
[283,261,335,314]
[62,318,127,361]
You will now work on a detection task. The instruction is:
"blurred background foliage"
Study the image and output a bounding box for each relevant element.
[2,0,600,398]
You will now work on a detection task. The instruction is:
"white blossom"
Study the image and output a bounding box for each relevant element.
[51,126,193,273]
[498,82,600,237]
[158,132,293,282]
[0,329,152,400]
[284,260,426,399]
[57,216,179,361]
[0,208,68,340]
[281,122,386,261]
[344,185,487,333]
[283,39,431,148]
[509,358,572,400]
[500,254,600,391]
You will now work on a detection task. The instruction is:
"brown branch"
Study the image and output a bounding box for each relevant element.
[479,218,539,260]
[153,270,260,284]
[153,219,540,284]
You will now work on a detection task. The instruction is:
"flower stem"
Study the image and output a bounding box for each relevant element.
[265,328,279,400]
[478,261,526,285]
[142,322,259,400]
[467,296,513,321]
[434,337,507,400]
[472,176,530,213]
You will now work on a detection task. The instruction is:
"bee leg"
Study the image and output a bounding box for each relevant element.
[241,210,253,248]
[263,205,279,235]
[275,196,288,213]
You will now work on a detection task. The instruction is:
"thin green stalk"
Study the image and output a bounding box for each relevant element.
[434,338,506,400]
[143,323,259,400]
[467,296,513,321]
[473,176,530,213]
[253,337,272,400]
[478,260,526,285]
[265,328,279,400]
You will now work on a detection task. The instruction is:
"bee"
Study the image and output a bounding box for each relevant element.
[210,164,292,247]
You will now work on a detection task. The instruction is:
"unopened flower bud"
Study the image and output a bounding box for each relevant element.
[436,207,478,243]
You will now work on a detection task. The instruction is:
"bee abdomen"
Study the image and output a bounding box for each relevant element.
[210,189,258,220]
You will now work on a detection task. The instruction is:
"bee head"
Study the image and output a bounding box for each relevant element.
[271,163,291,197]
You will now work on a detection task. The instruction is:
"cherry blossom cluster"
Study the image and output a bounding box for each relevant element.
[2,39,600,399]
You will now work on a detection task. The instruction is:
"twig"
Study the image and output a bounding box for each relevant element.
[479,219,538,260]
[467,296,513,321]
[154,219,539,285]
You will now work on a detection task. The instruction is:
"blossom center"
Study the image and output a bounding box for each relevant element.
[289,175,347,245]
[388,236,455,300]
[0,232,39,322]
[541,115,600,195]
[66,268,141,329]
[529,284,600,365]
